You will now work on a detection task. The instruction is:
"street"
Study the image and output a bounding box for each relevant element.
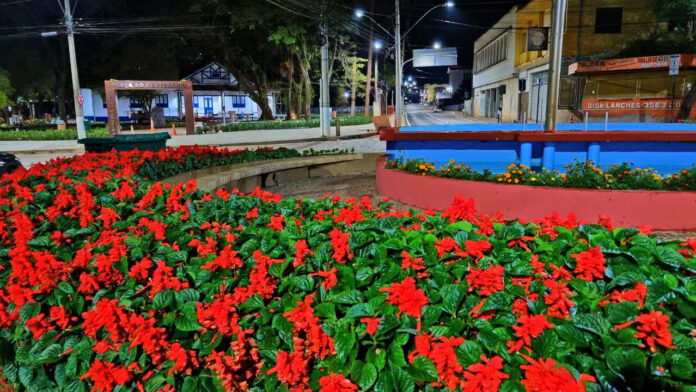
[405,104,495,126]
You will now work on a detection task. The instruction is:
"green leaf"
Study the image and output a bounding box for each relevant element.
[175,303,203,332]
[19,302,39,323]
[478,291,512,313]
[181,376,199,392]
[359,363,378,390]
[646,279,676,305]
[240,294,265,312]
[35,344,62,364]
[330,290,364,304]
[407,356,438,383]
[334,330,355,362]
[605,301,639,324]
[63,380,85,392]
[176,288,200,304]
[656,247,685,270]
[392,366,415,392]
[573,314,610,336]
[670,353,694,379]
[166,250,188,263]
[440,284,464,315]
[606,348,646,389]
[292,275,314,291]
[374,371,394,392]
[153,290,174,309]
[345,303,374,318]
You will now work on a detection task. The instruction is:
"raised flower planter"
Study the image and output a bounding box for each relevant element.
[376,155,696,230]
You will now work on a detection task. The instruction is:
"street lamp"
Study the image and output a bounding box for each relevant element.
[355,1,454,125]
[433,41,442,49]
[373,41,383,117]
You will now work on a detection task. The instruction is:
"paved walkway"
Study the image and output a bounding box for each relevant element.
[0,123,376,154]
[2,123,383,167]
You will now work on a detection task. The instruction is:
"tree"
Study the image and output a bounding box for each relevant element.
[652,0,696,37]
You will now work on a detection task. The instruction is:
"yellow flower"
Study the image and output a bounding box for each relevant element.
[531,177,536,181]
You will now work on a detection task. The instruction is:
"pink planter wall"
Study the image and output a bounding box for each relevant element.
[376,156,696,231]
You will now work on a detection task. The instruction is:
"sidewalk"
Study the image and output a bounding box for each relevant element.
[0,123,376,154]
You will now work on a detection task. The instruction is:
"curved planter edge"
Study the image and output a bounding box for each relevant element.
[375,155,696,231]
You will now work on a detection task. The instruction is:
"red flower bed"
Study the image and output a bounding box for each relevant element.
[0,147,694,391]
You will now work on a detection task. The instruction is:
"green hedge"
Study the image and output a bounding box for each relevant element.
[0,128,110,141]
[196,115,373,134]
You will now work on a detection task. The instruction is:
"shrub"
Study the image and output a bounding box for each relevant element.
[0,148,694,391]
[0,127,110,141]
[196,115,373,134]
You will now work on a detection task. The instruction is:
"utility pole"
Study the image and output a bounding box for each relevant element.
[394,0,402,127]
[374,49,380,116]
[64,0,86,139]
[319,0,331,137]
[544,0,567,132]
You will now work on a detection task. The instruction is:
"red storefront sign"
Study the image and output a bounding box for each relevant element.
[582,98,696,119]
[569,54,696,75]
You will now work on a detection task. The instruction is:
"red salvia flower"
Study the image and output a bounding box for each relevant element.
[507,314,554,353]
[268,213,285,231]
[401,251,427,277]
[201,245,243,271]
[442,195,477,224]
[467,265,505,296]
[613,311,674,352]
[544,280,575,319]
[310,267,338,290]
[329,228,353,264]
[380,277,428,319]
[520,354,595,392]
[461,355,509,392]
[318,372,358,392]
[430,336,466,390]
[266,351,309,386]
[294,239,313,267]
[464,240,492,260]
[571,247,606,281]
[360,317,381,335]
[81,360,132,392]
[599,283,647,308]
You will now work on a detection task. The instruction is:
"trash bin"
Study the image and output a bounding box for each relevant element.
[84,119,91,131]
[113,132,171,152]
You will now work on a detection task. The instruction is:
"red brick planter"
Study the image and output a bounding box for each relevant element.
[376,155,696,231]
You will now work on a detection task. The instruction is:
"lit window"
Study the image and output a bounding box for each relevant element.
[155,94,168,108]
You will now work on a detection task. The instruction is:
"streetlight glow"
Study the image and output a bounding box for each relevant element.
[433,41,442,49]
[445,1,454,7]
[355,9,364,18]
[374,41,382,50]
[408,76,413,81]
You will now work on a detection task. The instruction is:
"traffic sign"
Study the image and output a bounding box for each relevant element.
[669,54,680,76]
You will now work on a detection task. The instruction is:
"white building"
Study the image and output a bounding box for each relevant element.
[82,62,280,122]
[472,8,519,122]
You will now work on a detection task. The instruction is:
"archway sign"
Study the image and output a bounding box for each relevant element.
[104,80,195,136]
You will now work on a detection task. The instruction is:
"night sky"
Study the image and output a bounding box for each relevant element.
[398,0,531,83]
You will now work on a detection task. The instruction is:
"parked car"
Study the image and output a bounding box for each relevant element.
[0,152,23,176]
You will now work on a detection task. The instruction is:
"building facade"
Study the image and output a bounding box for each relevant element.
[82,62,280,122]
[472,0,663,123]
[472,7,519,122]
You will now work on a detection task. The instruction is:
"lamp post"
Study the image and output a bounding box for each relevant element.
[373,41,382,117]
[356,2,454,126]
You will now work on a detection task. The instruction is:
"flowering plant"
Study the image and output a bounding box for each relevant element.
[386,157,696,191]
[0,148,694,391]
